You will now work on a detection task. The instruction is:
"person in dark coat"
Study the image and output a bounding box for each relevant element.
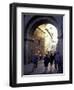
[50,53,55,65]
[55,52,63,73]
[58,55,63,73]
[44,54,50,73]
[55,52,60,71]
[50,52,55,72]
[31,54,38,72]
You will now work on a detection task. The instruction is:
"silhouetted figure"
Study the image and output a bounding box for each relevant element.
[39,55,43,61]
[50,52,55,72]
[44,54,50,73]
[31,54,38,72]
[58,55,63,73]
[55,52,60,72]
[55,52,63,73]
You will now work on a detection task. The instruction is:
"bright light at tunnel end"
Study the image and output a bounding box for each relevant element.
[36,23,58,53]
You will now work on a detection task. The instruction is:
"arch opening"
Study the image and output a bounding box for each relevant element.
[23,15,63,75]
[31,23,58,57]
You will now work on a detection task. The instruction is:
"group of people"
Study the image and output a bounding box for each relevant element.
[31,51,63,74]
[44,52,55,73]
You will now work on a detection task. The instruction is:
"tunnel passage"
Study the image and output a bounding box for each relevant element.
[22,14,63,65]
[31,23,58,57]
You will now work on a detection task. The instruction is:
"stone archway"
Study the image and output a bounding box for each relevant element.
[24,16,62,64]
[31,23,58,56]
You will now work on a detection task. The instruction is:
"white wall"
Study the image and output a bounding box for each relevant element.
[0,0,74,89]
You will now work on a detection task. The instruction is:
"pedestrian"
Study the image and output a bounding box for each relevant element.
[31,53,38,72]
[55,52,59,72]
[50,52,55,72]
[44,54,50,73]
[55,52,63,73]
[58,55,63,73]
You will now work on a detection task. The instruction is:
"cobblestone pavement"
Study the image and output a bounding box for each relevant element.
[24,60,58,75]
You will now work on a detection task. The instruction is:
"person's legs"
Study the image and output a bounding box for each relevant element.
[55,63,58,72]
[32,62,37,72]
[58,63,63,73]
[35,62,37,68]
[31,63,35,72]
[50,60,54,73]
[49,63,52,73]
[44,66,48,73]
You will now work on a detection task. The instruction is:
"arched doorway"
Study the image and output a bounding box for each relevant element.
[23,15,63,75]
[24,16,60,64]
[24,15,63,65]
[25,23,58,64]
[31,23,58,58]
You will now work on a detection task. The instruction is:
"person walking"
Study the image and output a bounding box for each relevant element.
[44,54,50,73]
[55,52,63,73]
[50,52,55,73]
[31,53,38,72]
[55,52,59,72]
